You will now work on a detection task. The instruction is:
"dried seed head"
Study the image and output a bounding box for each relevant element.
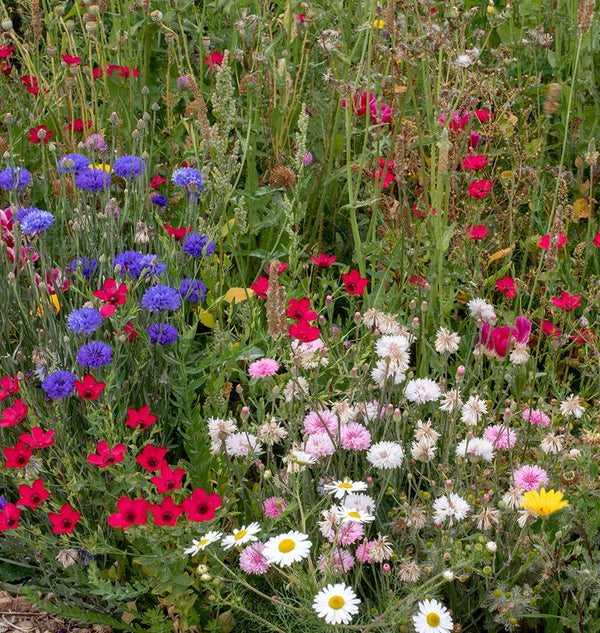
[544,83,561,117]
[578,0,595,34]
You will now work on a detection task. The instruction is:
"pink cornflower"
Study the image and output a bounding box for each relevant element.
[513,465,549,492]
[303,409,339,435]
[305,432,336,459]
[248,358,279,378]
[225,432,262,457]
[328,520,364,545]
[339,423,372,450]
[483,424,517,449]
[263,496,287,519]
[355,541,373,563]
[239,543,270,575]
[523,408,550,428]
[317,549,355,575]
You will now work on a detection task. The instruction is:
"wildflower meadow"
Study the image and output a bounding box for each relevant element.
[1,0,599,631]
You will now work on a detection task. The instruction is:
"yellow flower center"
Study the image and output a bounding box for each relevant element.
[278,539,295,553]
[338,483,353,489]
[234,530,247,541]
[348,511,361,519]
[426,613,441,627]
[328,595,345,610]
[199,539,209,546]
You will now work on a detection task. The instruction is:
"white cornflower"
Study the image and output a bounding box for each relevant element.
[331,400,356,424]
[540,433,563,454]
[258,418,288,443]
[366,441,404,469]
[344,493,376,514]
[433,493,470,526]
[468,298,495,322]
[378,313,405,335]
[455,437,494,462]
[282,376,310,402]
[434,327,461,354]
[413,598,454,633]
[439,389,463,412]
[285,450,316,473]
[375,334,410,363]
[405,378,441,404]
[560,394,585,418]
[517,507,538,528]
[474,507,500,531]
[411,438,437,462]
[313,583,360,626]
[207,417,237,451]
[461,395,488,426]
[414,419,440,444]
[362,307,385,329]
[510,343,530,365]
[371,360,406,387]
[263,531,312,567]
[502,486,525,510]
[324,479,368,499]
[221,522,261,550]
[334,506,375,524]
[183,531,222,556]
[398,560,421,582]
[369,535,393,562]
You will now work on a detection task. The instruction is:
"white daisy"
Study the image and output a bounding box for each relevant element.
[262,531,312,566]
[183,531,222,556]
[334,506,375,524]
[467,298,496,322]
[313,582,360,625]
[221,522,261,550]
[324,479,368,499]
[366,441,404,469]
[461,395,488,426]
[433,493,470,526]
[405,378,442,404]
[413,598,453,633]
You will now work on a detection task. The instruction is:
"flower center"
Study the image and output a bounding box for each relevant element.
[278,539,295,553]
[199,539,209,546]
[426,613,441,627]
[338,483,353,489]
[328,596,345,610]
[347,511,361,518]
[235,529,247,541]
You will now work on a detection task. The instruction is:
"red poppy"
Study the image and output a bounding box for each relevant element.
[551,292,582,311]
[150,496,183,526]
[0,376,19,402]
[537,233,567,250]
[539,319,561,337]
[182,488,222,522]
[496,277,516,298]
[374,158,395,188]
[311,253,336,267]
[204,52,224,68]
[61,54,81,66]
[266,261,288,276]
[151,466,186,494]
[150,176,167,189]
[593,233,600,248]
[136,445,168,472]
[108,497,149,530]
[163,223,192,240]
[48,504,81,534]
[286,298,317,322]
[461,155,488,170]
[475,109,493,122]
[28,125,54,144]
[289,319,320,342]
[125,405,157,430]
[0,399,27,427]
[342,269,369,295]
[572,328,595,345]
[94,278,128,317]
[0,45,15,59]
[87,441,126,468]
[68,119,92,133]
[251,276,269,299]
[0,504,21,531]
[4,441,33,468]
[1,62,11,75]
[466,225,489,241]
[17,479,50,509]
[74,374,106,400]
[19,427,54,449]
[94,64,139,79]
[467,179,493,199]
[122,321,139,341]
[20,75,44,95]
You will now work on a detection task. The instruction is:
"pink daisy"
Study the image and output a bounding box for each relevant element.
[239,543,270,575]
[303,409,339,435]
[263,496,287,519]
[513,465,549,491]
[483,424,517,450]
[305,432,336,459]
[248,358,279,378]
[328,521,364,546]
[523,408,550,428]
[339,423,372,450]
[317,549,355,575]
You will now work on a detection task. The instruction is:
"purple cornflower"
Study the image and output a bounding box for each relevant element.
[76,341,113,368]
[19,209,54,235]
[84,134,107,151]
[183,233,215,258]
[42,370,77,399]
[0,167,31,190]
[67,308,103,334]
[58,153,90,174]
[179,278,207,302]
[172,167,203,190]
[151,194,167,207]
[113,251,165,279]
[141,285,181,312]
[69,257,98,279]
[75,167,111,191]
[147,322,179,345]
[112,155,145,179]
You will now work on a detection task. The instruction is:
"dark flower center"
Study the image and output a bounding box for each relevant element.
[197,503,208,514]
[124,512,135,521]
[62,519,72,528]
[163,512,173,521]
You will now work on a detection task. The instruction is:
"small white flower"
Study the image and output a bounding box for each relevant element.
[184,531,222,556]
[461,395,488,426]
[510,343,530,365]
[560,394,585,418]
[434,327,461,354]
[442,569,455,581]
[411,438,437,462]
[263,531,312,567]
[413,598,454,633]
[433,493,470,526]
[468,298,495,322]
[221,522,261,550]
[312,582,360,625]
[366,441,404,469]
[334,505,375,524]
[405,378,441,404]
[439,389,463,412]
[486,541,498,553]
[324,479,368,499]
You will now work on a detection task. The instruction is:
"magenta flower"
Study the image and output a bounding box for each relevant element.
[513,465,549,492]
[239,543,270,575]
[248,358,279,378]
[483,424,517,450]
[263,496,287,519]
[523,408,550,428]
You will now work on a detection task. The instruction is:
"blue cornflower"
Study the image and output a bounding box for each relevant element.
[172,167,203,191]
[151,194,167,207]
[147,322,179,345]
[180,278,207,302]
[141,285,181,312]
[67,308,103,334]
[42,370,77,399]
[113,250,166,279]
[75,167,111,191]
[183,233,215,258]
[0,167,31,191]
[0,495,7,509]
[112,155,145,179]
[113,250,142,276]
[16,206,40,223]
[19,209,54,236]
[69,257,98,279]
[76,342,113,368]
[58,153,91,174]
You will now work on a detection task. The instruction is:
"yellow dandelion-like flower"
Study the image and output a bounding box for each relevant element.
[520,488,568,517]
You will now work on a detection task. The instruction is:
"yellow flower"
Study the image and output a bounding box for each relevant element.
[373,19,384,29]
[520,488,568,517]
[92,163,113,173]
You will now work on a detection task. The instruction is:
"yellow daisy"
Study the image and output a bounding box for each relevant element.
[520,488,568,517]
